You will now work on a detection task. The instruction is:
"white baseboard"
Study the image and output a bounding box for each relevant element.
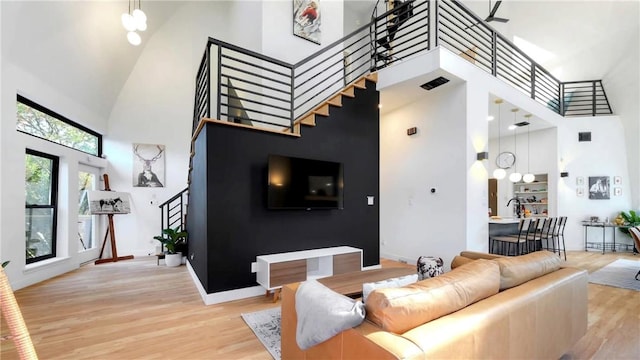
[186,261,265,305]
[380,251,415,265]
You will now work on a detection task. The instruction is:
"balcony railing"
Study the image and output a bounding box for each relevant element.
[192,0,612,134]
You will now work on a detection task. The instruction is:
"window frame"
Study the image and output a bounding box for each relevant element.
[17,94,103,157]
[25,148,59,264]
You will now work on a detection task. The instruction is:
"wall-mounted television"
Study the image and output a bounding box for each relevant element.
[267,154,344,210]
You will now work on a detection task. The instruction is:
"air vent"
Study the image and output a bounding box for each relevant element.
[514,121,530,127]
[420,77,450,90]
[578,132,591,142]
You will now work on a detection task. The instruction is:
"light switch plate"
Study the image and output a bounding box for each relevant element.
[251,262,258,273]
[367,196,375,206]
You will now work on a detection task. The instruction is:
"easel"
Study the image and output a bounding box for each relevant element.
[95,174,134,265]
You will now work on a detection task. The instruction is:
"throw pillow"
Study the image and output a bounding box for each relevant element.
[362,274,419,303]
[416,256,444,280]
[295,279,365,350]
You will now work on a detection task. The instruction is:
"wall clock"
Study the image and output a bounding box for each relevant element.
[496,151,516,169]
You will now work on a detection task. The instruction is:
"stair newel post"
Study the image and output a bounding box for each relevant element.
[431,0,435,50]
[214,43,222,120]
[559,83,565,116]
[591,81,596,116]
[290,65,295,133]
[371,4,378,72]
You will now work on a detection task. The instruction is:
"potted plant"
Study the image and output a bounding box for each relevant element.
[153,227,187,267]
[619,210,640,236]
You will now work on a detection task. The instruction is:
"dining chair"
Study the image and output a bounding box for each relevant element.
[628,226,640,280]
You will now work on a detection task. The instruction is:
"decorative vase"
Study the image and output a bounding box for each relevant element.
[165,252,182,267]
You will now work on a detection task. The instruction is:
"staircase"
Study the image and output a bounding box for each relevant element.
[161,0,614,242]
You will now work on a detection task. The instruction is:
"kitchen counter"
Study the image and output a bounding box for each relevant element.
[489,218,521,224]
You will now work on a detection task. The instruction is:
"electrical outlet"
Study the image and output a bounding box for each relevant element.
[251,262,258,273]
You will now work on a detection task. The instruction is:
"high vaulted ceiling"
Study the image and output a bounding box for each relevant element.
[2,1,639,127]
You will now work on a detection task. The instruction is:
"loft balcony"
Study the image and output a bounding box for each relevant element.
[192,0,613,136]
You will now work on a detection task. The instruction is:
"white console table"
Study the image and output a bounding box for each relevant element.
[256,246,362,301]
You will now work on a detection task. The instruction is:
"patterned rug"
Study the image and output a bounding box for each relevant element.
[589,259,640,291]
[241,307,281,360]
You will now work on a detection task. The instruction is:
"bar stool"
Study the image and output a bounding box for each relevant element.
[523,218,541,253]
[552,216,567,260]
[491,219,529,256]
[536,217,554,252]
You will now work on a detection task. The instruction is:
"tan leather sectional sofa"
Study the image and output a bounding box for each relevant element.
[282,251,588,359]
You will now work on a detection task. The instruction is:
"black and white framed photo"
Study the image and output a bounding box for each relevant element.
[293,0,321,44]
[588,176,610,200]
[133,144,165,187]
[88,191,131,215]
[576,188,584,197]
[576,176,585,186]
[614,187,622,196]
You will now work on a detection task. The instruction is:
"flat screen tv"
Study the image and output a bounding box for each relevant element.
[267,154,344,210]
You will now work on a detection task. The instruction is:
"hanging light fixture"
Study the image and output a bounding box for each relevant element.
[492,99,506,180]
[122,0,147,46]
[522,114,535,183]
[509,108,522,183]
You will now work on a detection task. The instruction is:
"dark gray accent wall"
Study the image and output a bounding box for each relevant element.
[187,80,380,294]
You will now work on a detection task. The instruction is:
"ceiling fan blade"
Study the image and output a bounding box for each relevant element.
[488,0,503,17]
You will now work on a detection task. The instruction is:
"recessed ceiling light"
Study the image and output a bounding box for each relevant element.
[508,124,517,130]
[487,115,494,121]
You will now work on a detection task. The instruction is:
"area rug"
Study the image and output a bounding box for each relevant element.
[589,259,640,291]
[241,307,281,360]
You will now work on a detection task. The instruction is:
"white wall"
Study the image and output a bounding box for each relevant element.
[488,127,558,218]
[557,115,632,251]
[380,83,469,269]
[105,2,232,257]
[261,0,344,64]
[0,63,108,289]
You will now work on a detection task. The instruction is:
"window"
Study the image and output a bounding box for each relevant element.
[78,165,100,251]
[25,149,59,264]
[16,95,102,156]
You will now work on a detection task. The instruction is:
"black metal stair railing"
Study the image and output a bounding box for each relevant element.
[159,187,188,234]
[192,0,613,136]
[437,0,612,117]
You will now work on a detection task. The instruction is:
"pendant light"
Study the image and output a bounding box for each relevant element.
[509,108,522,183]
[522,114,535,183]
[122,0,147,46]
[492,99,506,180]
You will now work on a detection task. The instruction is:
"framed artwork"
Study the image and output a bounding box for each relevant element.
[576,188,584,197]
[88,191,131,215]
[576,176,584,186]
[133,144,165,187]
[293,0,321,44]
[613,176,621,185]
[614,187,622,196]
[588,176,610,200]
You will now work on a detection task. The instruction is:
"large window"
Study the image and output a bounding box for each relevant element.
[25,149,59,264]
[16,95,102,156]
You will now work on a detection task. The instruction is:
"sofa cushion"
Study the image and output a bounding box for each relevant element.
[365,259,500,334]
[295,279,365,350]
[450,255,474,269]
[362,274,418,303]
[494,250,562,290]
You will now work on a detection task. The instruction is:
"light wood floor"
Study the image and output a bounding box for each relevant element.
[1,251,639,359]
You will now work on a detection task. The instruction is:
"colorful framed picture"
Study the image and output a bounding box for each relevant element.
[293,0,321,44]
[588,176,610,200]
[613,176,621,185]
[576,176,584,186]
